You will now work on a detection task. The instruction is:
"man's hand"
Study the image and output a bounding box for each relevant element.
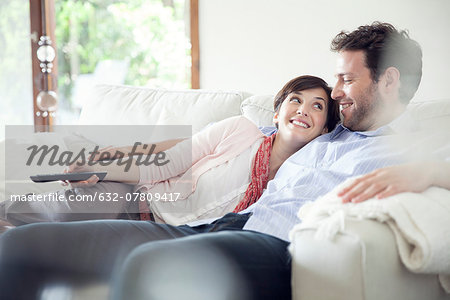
[0,219,15,234]
[338,162,434,203]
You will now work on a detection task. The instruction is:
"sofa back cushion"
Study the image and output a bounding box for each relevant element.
[240,94,275,127]
[78,85,450,134]
[239,97,450,130]
[78,84,252,134]
[407,99,450,129]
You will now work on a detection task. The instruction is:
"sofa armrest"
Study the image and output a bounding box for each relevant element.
[290,219,448,300]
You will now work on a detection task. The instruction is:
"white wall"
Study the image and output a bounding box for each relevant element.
[198,0,450,101]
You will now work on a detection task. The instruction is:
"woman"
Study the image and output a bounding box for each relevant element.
[67,75,340,225]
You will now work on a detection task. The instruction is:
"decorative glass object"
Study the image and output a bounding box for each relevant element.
[36,90,58,112]
[36,35,58,112]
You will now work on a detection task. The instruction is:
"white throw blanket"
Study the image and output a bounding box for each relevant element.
[290,178,450,293]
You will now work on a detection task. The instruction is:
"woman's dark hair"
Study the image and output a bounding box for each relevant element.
[273,75,340,132]
[330,22,422,103]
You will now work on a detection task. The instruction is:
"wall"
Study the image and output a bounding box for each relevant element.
[198,0,450,101]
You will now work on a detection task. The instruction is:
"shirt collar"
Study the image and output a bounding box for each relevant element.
[329,124,346,139]
[329,111,417,139]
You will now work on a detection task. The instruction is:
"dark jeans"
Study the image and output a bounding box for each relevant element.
[0,213,291,300]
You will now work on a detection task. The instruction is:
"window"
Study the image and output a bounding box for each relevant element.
[55,0,192,124]
[0,0,34,140]
[0,0,198,136]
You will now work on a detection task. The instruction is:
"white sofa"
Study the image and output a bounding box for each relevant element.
[2,84,450,300]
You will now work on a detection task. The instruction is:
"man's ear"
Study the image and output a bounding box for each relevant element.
[381,67,400,94]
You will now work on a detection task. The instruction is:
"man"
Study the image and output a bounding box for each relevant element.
[0,22,424,300]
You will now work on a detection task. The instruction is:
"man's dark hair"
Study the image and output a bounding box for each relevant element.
[331,21,422,103]
[273,75,340,132]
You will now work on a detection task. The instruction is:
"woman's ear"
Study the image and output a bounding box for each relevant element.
[321,127,328,134]
[273,112,279,125]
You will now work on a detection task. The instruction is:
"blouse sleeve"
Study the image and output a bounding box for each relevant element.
[138,116,250,186]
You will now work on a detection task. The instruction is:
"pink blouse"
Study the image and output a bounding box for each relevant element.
[136,116,265,197]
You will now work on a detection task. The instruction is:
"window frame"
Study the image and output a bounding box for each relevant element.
[190,0,200,89]
[29,0,199,129]
[29,0,57,130]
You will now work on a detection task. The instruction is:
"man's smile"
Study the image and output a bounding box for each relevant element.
[339,101,353,112]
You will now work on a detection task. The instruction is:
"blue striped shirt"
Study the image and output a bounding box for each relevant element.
[242,112,422,241]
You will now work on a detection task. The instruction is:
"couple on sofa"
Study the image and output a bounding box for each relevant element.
[1,22,449,300]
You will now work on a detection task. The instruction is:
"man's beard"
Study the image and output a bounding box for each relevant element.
[343,83,382,131]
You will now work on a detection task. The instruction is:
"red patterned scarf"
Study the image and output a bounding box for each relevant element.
[233,133,276,213]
